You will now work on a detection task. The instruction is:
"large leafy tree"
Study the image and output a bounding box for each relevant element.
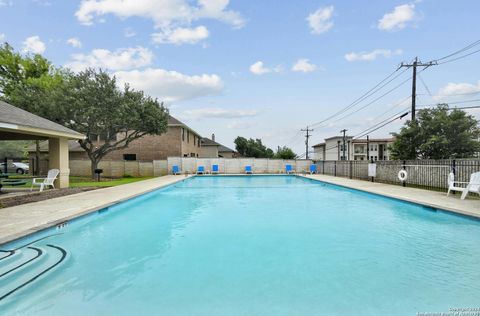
[0,43,61,174]
[52,69,169,177]
[274,146,297,159]
[0,44,170,177]
[234,136,274,158]
[390,104,480,159]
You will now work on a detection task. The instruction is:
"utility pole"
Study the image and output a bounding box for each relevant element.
[400,57,437,121]
[301,126,313,159]
[340,129,347,160]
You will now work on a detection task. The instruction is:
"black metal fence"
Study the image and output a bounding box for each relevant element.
[315,159,480,191]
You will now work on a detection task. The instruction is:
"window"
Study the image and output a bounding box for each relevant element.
[100,132,117,142]
[88,133,99,142]
[190,153,195,157]
[182,128,185,141]
[123,154,136,161]
[374,145,378,151]
[187,130,190,143]
[374,156,378,161]
[183,154,188,157]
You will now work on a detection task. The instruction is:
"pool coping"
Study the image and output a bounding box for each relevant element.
[298,174,480,219]
[0,175,193,246]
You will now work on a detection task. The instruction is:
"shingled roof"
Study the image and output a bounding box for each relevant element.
[0,101,84,139]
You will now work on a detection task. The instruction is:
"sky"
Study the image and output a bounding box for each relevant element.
[1,0,479,155]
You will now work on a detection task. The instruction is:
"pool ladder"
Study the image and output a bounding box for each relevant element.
[0,234,67,302]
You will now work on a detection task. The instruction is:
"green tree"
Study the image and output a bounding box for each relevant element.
[0,43,61,174]
[54,69,169,177]
[234,136,274,158]
[0,45,170,177]
[274,146,297,159]
[390,104,480,159]
[0,141,32,160]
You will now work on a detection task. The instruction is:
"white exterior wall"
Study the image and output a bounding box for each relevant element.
[167,157,313,174]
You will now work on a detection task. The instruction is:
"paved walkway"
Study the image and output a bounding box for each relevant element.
[300,174,479,219]
[0,175,191,245]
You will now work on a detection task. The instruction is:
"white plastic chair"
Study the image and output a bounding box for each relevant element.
[447,172,480,200]
[31,169,60,192]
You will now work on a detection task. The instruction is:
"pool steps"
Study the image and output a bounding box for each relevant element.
[0,235,67,303]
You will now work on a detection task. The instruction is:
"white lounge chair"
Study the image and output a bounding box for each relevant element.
[31,169,60,192]
[447,172,480,200]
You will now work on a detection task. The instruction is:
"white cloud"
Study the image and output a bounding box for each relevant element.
[227,120,256,129]
[344,49,402,62]
[435,81,480,101]
[152,26,209,45]
[180,108,258,121]
[66,46,153,72]
[75,0,245,30]
[307,5,334,34]
[378,3,417,31]
[66,37,82,48]
[124,27,136,38]
[0,33,5,41]
[291,59,317,73]
[0,0,12,6]
[22,36,46,54]
[114,68,224,102]
[249,61,282,75]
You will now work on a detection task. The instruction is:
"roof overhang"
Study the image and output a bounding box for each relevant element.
[0,122,85,140]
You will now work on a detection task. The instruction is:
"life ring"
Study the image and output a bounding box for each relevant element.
[398,170,408,181]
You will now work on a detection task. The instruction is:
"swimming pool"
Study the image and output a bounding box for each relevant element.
[1,175,479,315]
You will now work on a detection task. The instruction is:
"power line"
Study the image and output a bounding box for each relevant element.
[417,98,480,107]
[308,68,408,129]
[354,111,409,140]
[330,75,412,124]
[418,73,433,97]
[433,39,480,62]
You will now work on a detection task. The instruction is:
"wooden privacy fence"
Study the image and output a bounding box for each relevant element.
[315,159,480,190]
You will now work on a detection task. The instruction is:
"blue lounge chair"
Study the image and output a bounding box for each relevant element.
[285,164,294,174]
[245,165,252,174]
[172,165,180,175]
[197,166,205,175]
[212,164,219,174]
[309,164,317,174]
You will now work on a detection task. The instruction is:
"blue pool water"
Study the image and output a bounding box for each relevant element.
[1,176,480,315]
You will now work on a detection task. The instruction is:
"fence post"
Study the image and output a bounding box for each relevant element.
[451,159,456,194]
[349,161,353,179]
[322,161,325,175]
[334,161,337,177]
[402,160,406,187]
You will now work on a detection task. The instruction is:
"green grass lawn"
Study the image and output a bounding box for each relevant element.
[69,176,153,187]
[1,175,152,188]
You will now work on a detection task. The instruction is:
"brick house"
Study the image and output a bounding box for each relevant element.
[199,134,237,158]
[30,115,203,161]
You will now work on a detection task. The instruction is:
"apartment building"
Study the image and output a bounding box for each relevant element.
[30,115,203,161]
[312,136,394,161]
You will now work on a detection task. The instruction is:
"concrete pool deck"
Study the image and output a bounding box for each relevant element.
[0,173,478,246]
[0,175,192,245]
[300,174,479,219]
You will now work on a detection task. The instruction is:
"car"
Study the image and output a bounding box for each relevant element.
[0,162,30,174]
